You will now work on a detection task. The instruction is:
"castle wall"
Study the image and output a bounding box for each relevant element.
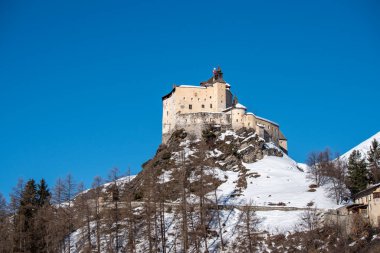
[256,117,279,143]
[245,114,256,129]
[162,112,232,143]
[231,108,246,129]
[162,92,176,137]
[279,139,288,153]
[172,83,227,115]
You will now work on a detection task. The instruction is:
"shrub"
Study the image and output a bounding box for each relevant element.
[162,152,171,160]
[308,188,316,192]
[134,191,143,201]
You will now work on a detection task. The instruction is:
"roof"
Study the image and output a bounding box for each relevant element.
[234,103,247,110]
[200,66,226,86]
[178,85,206,89]
[256,116,279,127]
[353,183,380,199]
[162,87,176,100]
[345,203,368,210]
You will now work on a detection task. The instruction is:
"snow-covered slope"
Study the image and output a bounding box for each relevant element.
[341,131,380,160]
[215,154,337,209]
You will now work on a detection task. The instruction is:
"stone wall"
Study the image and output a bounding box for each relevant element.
[162,112,232,143]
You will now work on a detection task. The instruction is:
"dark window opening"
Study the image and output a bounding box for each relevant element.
[189,104,192,110]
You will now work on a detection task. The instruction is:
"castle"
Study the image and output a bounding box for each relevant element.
[162,67,288,153]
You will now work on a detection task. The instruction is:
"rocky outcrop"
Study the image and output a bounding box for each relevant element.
[124,127,284,202]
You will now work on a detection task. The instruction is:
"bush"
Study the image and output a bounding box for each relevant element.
[134,191,143,201]
[202,129,216,142]
[308,188,316,192]
[309,184,318,189]
[162,152,171,160]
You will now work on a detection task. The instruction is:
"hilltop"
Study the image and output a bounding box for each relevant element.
[341,131,380,160]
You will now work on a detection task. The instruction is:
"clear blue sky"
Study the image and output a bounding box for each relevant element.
[1,0,379,198]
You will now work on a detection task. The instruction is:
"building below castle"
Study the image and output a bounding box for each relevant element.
[162,67,288,153]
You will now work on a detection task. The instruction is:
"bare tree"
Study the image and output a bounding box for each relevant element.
[179,150,189,252]
[235,201,261,253]
[143,172,156,253]
[326,157,349,204]
[91,176,103,253]
[307,149,331,186]
[0,192,13,253]
[104,168,122,252]
[9,178,24,251]
[212,168,224,251]
[299,207,323,232]
[75,182,93,252]
[63,174,77,253]
[124,168,136,253]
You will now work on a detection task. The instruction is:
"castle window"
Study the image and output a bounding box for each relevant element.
[166,111,168,116]
[191,98,193,100]
[183,97,185,100]
[210,96,212,99]
[189,104,192,110]
[202,104,205,108]
[236,119,238,122]
[210,104,212,108]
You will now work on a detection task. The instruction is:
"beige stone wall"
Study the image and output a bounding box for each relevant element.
[172,82,228,115]
[354,188,380,227]
[162,92,176,137]
[256,117,280,143]
[231,108,246,129]
[279,139,288,152]
[367,189,380,227]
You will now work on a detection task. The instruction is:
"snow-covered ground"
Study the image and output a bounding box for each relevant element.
[257,210,303,234]
[215,154,338,209]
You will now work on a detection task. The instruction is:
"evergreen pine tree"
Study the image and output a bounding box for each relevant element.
[16,179,38,252]
[37,178,51,207]
[347,150,369,196]
[35,179,51,253]
[367,139,380,183]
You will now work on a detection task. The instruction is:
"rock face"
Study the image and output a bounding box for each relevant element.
[127,127,283,202]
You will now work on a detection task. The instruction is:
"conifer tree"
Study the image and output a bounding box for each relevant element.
[16,179,38,252]
[34,179,51,253]
[347,150,369,196]
[367,139,380,183]
[37,178,51,207]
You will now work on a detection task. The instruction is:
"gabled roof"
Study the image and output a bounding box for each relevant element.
[353,183,380,199]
